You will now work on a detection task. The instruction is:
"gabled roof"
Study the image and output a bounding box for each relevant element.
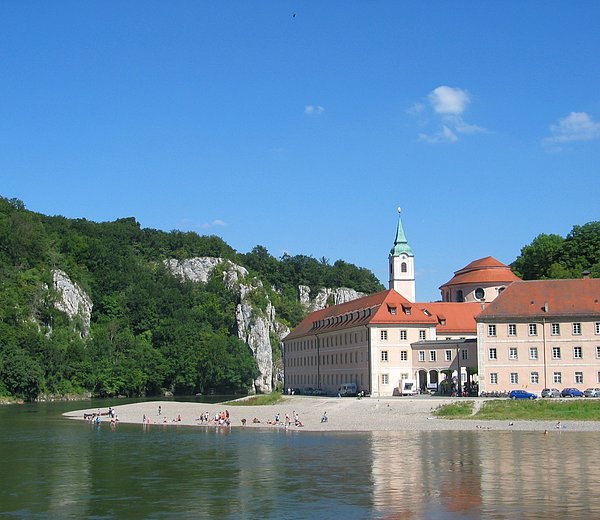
[284,289,437,341]
[440,256,520,289]
[476,278,600,320]
[418,302,482,334]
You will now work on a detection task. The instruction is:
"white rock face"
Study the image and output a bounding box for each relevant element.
[52,270,93,338]
[166,257,287,393]
[298,285,366,312]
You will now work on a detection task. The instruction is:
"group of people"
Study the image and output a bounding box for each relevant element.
[197,410,230,426]
[84,408,119,427]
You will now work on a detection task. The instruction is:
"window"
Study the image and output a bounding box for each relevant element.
[419,330,426,340]
[475,287,485,300]
[429,351,437,362]
[596,322,600,335]
[381,374,389,385]
[508,324,517,336]
[510,373,519,384]
[400,330,407,341]
[574,346,582,359]
[575,372,584,384]
[488,324,497,337]
[419,351,425,362]
[390,306,397,315]
[381,351,388,362]
[597,346,600,358]
[528,323,537,336]
[489,348,497,360]
[598,372,600,384]
[462,349,468,360]
[551,323,560,336]
[573,322,582,335]
[529,347,538,360]
[531,372,539,384]
[509,347,518,360]
[445,350,452,362]
[380,330,388,341]
[553,372,562,384]
[456,290,464,302]
[490,373,498,384]
[400,350,408,361]
[552,347,561,359]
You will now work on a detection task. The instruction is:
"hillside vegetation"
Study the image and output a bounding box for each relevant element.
[0,196,383,400]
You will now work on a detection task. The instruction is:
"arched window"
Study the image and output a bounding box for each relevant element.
[456,290,464,302]
[401,262,407,273]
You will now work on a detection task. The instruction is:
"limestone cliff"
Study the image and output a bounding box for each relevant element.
[51,269,93,338]
[166,257,289,393]
[298,285,366,312]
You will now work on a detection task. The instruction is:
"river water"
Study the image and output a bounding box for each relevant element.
[1,400,599,519]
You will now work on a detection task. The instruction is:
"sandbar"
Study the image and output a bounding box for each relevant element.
[63,396,600,433]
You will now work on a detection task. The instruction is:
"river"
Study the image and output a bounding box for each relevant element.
[1,400,599,519]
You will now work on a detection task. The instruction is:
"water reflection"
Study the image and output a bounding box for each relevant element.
[1,403,600,519]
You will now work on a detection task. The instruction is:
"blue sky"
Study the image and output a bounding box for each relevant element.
[1,2,599,301]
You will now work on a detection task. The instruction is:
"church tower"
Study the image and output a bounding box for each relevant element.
[389,208,416,302]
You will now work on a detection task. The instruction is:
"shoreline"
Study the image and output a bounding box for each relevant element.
[62,396,600,433]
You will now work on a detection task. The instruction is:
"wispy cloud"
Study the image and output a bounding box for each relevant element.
[304,104,325,115]
[543,112,600,150]
[177,218,227,231]
[411,86,485,143]
[200,219,226,229]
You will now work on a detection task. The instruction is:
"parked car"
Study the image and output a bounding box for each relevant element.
[584,388,600,397]
[508,389,538,400]
[561,387,585,397]
[541,388,561,398]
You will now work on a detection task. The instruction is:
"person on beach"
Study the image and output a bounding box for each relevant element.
[321,412,328,423]
[158,405,161,415]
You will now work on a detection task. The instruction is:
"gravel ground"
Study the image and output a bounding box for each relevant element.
[63,396,600,433]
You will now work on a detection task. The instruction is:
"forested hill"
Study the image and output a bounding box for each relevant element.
[0,196,383,400]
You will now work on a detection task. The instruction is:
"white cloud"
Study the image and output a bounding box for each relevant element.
[429,86,471,115]
[411,85,485,144]
[304,104,324,115]
[544,112,600,147]
[200,219,226,229]
[419,125,458,144]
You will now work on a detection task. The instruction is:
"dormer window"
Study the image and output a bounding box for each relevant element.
[402,305,412,315]
[388,306,397,315]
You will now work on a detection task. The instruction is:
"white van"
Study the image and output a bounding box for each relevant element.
[401,379,418,396]
[338,383,358,397]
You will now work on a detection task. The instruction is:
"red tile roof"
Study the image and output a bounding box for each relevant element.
[283,289,437,341]
[440,256,520,289]
[418,302,482,334]
[477,278,600,320]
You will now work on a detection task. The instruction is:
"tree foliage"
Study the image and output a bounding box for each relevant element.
[512,222,600,279]
[0,196,383,400]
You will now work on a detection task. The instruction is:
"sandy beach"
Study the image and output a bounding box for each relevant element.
[63,395,600,432]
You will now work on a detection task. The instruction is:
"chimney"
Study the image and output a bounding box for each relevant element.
[543,302,549,313]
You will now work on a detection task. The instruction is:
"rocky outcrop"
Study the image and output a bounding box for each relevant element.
[52,270,93,338]
[298,285,365,312]
[166,257,289,394]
